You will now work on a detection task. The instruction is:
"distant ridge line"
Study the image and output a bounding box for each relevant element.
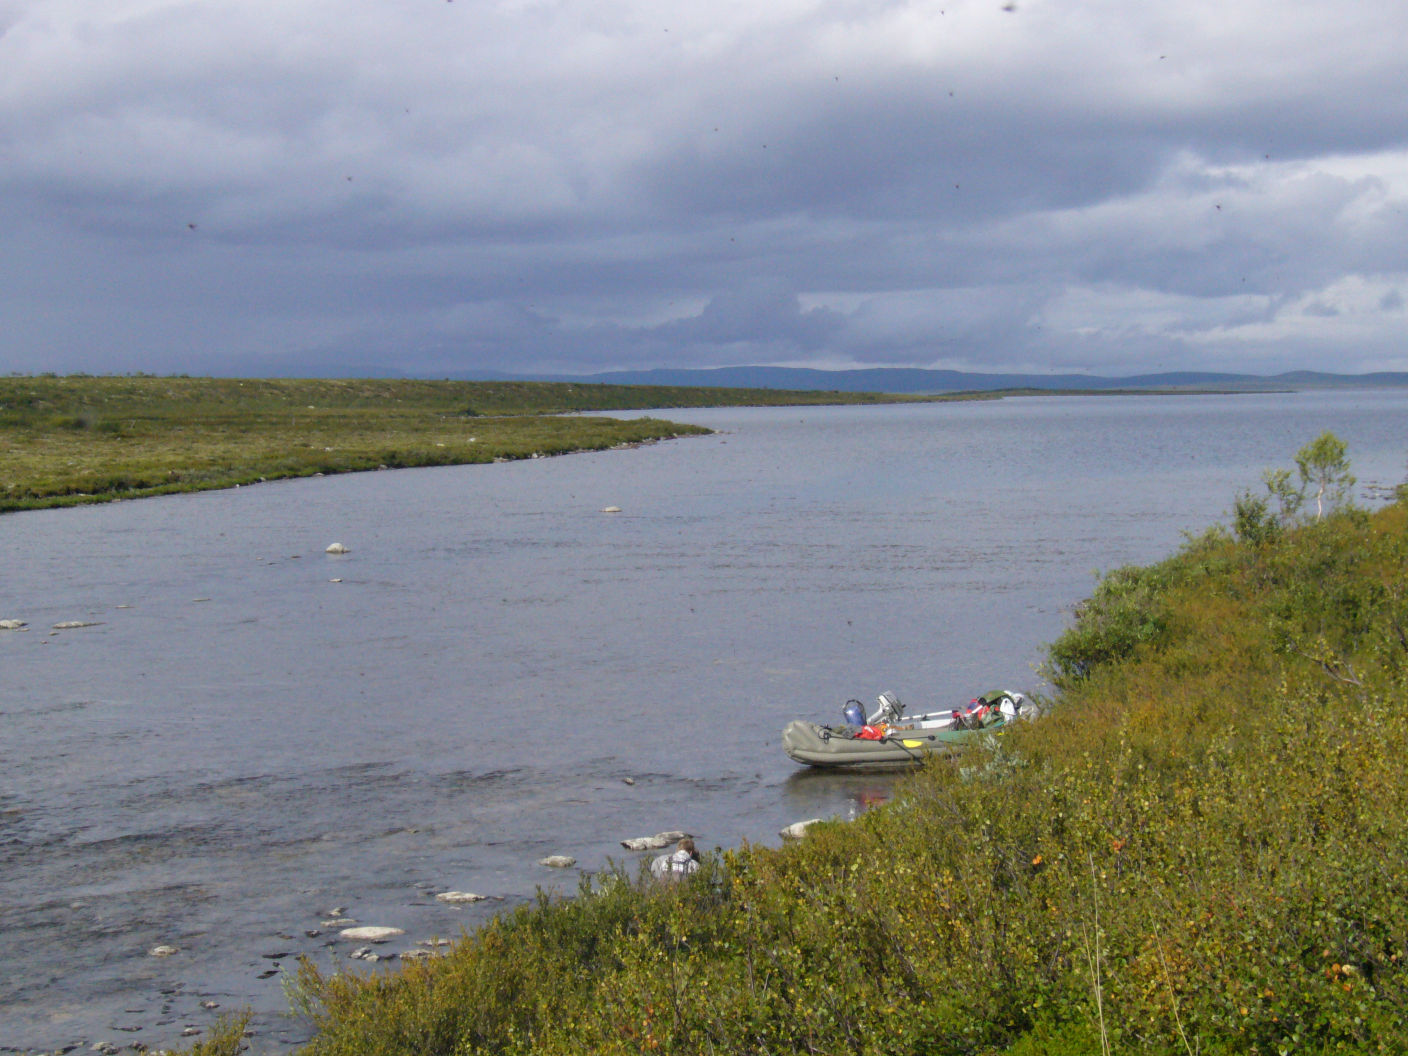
[461,365,1408,393]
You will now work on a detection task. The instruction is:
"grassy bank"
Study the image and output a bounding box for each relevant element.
[0,375,959,513]
[228,449,1408,1055]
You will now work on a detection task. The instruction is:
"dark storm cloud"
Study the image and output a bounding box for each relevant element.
[2,0,1407,377]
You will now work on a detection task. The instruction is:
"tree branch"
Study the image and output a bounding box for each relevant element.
[1294,649,1364,686]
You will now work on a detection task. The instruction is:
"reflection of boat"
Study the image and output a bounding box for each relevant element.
[781,766,904,820]
[782,690,1036,768]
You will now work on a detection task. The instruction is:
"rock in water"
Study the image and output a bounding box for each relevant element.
[0,619,27,630]
[780,819,822,840]
[538,855,576,868]
[325,542,350,554]
[435,891,489,904]
[339,926,404,942]
[620,830,691,851]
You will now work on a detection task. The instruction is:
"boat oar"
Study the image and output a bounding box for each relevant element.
[879,733,930,762]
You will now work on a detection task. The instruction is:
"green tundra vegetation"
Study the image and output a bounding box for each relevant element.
[0,375,965,513]
[180,437,1403,1056]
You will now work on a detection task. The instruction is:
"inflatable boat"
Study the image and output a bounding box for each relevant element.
[782,690,1036,768]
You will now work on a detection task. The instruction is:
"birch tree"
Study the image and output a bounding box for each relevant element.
[1295,430,1355,521]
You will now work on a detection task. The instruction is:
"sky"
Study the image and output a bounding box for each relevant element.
[2,0,1407,380]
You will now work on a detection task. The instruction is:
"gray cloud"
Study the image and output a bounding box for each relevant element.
[2,0,1408,377]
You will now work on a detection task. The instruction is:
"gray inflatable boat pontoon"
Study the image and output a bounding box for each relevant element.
[782,690,1035,768]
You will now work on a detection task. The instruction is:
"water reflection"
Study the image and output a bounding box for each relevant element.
[781,766,908,822]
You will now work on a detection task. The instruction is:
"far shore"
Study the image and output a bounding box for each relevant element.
[1,375,1260,514]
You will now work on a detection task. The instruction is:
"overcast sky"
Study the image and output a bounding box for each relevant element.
[3,0,1407,379]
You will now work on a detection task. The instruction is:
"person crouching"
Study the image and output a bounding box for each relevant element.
[650,837,701,880]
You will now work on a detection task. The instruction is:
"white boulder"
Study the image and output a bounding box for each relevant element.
[325,542,350,554]
[0,619,26,630]
[538,855,576,868]
[780,819,823,841]
[339,926,404,943]
[435,891,489,904]
[621,831,693,851]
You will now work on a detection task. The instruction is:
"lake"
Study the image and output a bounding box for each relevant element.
[1,389,1405,1053]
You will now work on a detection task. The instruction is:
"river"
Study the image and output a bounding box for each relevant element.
[1,389,1405,1053]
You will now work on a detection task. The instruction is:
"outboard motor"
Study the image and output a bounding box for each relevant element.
[871,691,905,725]
[842,700,866,727]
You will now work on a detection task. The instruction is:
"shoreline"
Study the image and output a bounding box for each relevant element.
[0,375,950,515]
[1,375,1274,516]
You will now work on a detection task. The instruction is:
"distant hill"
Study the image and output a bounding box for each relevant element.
[463,365,1408,394]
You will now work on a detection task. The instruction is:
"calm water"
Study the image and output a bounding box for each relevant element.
[2,391,1405,1053]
